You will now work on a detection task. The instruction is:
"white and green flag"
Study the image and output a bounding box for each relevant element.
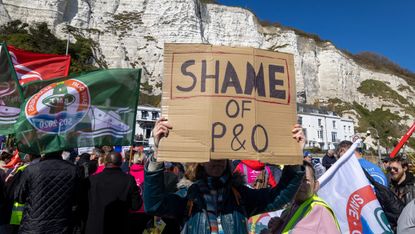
[0,43,23,135]
[15,69,141,155]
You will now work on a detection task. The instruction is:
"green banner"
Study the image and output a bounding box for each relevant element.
[15,69,141,155]
[0,43,23,135]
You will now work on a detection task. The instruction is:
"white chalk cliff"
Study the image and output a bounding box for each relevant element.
[0,0,414,128]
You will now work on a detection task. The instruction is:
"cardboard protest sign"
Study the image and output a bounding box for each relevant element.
[159,44,301,164]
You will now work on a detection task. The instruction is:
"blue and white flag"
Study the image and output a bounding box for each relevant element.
[317,140,392,233]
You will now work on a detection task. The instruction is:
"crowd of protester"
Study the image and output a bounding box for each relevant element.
[0,119,415,233]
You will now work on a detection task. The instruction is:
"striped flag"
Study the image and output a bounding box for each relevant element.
[7,45,70,85]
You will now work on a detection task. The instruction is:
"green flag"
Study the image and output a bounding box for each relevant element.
[0,43,23,135]
[15,69,141,155]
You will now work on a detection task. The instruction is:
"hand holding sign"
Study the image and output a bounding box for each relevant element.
[292,124,306,151]
[152,117,172,152]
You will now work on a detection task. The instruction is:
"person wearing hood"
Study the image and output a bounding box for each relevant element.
[144,118,306,234]
[234,160,277,189]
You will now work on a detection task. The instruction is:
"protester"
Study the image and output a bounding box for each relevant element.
[304,151,326,179]
[85,152,141,234]
[76,153,93,178]
[397,199,415,234]
[144,118,305,233]
[5,153,41,233]
[266,161,340,233]
[382,157,391,172]
[12,151,79,233]
[234,160,277,189]
[389,155,415,205]
[0,176,11,234]
[121,153,130,173]
[322,149,336,170]
[164,162,180,193]
[336,140,388,186]
[93,154,106,175]
[128,152,152,234]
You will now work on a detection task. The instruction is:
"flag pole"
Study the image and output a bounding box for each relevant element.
[65,25,70,55]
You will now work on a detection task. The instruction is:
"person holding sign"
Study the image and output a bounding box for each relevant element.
[144,118,306,234]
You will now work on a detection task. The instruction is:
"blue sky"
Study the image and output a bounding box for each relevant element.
[218,0,415,72]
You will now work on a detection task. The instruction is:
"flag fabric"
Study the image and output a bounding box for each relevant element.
[14,69,141,155]
[317,140,393,233]
[0,43,23,135]
[7,45,71,85]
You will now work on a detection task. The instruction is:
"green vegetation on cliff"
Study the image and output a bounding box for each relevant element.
[326,98,413,148]
[0,20,99,73]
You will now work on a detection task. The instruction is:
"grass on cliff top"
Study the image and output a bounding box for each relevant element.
[357,79,408,105]
[326,98,404,147]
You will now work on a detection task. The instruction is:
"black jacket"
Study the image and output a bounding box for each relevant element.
[391,172,415,205]
[14,156,79,234]
[322,154,337,170]
[85,167,141,234]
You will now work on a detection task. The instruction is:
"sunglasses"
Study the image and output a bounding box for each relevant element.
[388,167,400,172]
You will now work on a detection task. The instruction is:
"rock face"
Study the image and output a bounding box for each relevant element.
[0,0,414,122]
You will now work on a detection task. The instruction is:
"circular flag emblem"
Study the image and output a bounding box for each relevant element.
[25,79,90,133]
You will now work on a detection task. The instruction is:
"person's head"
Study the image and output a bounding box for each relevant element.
[202,159,228,177]
[77,153,90,165]
[295,161,319,204]
[303,151,312,163]
[133,152,144,165]
[382,158,390,170]
[0,148,13,163]
[388,156,408,184]
[101,145,113,153]
[327,149,335,157]
[23,154,41,163]
[44,151,64,159]
[335,140,363,158]
[105,152,122,168]
[183,160,230,181]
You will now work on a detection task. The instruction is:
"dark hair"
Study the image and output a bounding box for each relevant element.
[105,152,122,167]
[335,140,353,156]
[390,155,409,168]
[303,160,316,180]
[0,148,13,161]
[78,153,91,165]
[184,160,231,181]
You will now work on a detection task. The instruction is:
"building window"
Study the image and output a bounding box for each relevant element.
[332,120,336,128]
[318,119,322,126]
[298,116,303,125]
[348,126,351,133]
[141,111,148,119]
[152,111,159,120]
[303,128,307,139]
[331,132,337,142]
[318,130,324,139]
[344,125,346,132]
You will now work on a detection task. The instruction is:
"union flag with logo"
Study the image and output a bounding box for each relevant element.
[0,43,23,135]
[14,69,141,155]
[317,140,393,233]
[7,45,71,85]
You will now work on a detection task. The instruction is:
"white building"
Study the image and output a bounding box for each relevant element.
[135,105,161,145]
[297,104,355,150]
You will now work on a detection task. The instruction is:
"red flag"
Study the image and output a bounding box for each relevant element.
[7,45,71,85]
